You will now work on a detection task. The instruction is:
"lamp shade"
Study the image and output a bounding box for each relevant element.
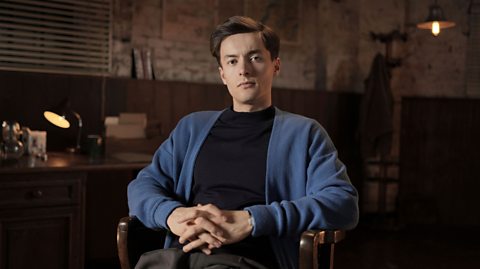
[43,98,83,153]
[417,1,455,36]
[43,98,71,128]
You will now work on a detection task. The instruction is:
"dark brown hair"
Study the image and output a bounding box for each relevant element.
[210,16,280,66]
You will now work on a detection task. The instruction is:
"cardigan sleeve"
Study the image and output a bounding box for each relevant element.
[127,111,220,230]
[127,132,184,230]
[245,116,359,237]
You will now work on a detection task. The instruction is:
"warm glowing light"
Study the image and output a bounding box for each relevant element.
[43,111,70,128]
[416,3,456,37]
[431,21,440,36]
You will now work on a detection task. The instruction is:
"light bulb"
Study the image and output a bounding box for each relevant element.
[431,21,440,36]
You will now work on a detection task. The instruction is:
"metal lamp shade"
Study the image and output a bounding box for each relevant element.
[417,2,455,30]
[43,98,71,128]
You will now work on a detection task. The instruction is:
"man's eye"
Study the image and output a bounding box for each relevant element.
[251,55,263,62]
[227,59,237,65]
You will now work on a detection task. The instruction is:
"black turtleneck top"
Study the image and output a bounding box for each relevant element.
[191,106,275,209]
[187,106,277,267]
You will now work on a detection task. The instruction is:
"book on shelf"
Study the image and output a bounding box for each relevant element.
[132,48,144,79]
[142,48,154,80]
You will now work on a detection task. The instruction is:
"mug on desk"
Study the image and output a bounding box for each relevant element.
[86,134,103,159]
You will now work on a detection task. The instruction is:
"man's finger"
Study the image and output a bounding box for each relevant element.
[198,204,227,220]
[182,238,206,253]
[175,208,203,224]
[175,204,227,224]
[179,217,225,243]
[198,232,222,249]
[201,247,212,255]
[194,217,226,240]
[181,232,222,254]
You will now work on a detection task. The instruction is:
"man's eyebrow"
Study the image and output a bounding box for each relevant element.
[224,54,238,59]
[247,49,262,55]
[223,49,263,59]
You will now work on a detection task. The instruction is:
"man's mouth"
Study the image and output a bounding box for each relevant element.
[238,81,256,88]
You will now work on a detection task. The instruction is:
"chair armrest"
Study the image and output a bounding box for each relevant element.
[299,230,345,269]
[117,216,167,269]
[117,216,134,269]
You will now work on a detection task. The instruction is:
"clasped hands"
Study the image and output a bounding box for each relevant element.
[166,204,252,255]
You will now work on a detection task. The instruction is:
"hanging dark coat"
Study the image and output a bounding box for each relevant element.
[359,53,394,158]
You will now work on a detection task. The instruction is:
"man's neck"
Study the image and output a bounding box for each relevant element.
[233,102,272,112]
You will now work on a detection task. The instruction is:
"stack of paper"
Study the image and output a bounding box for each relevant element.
[105,113,146,139]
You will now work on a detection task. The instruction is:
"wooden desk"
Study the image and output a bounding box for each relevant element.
[0,152,150,269]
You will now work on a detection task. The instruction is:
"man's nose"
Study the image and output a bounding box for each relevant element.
[238,59,251,76]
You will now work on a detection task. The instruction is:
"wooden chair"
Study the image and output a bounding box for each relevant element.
[117,216,345,269]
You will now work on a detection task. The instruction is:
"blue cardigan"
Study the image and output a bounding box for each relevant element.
[128,107,359,269]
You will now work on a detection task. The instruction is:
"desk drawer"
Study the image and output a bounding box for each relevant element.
[0,172,85,208]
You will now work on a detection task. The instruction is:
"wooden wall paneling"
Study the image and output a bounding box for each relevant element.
[126,79,155,116]
[334,92,361,146]
[153,81,173,138]
[203,84,230,110]
[105,78,128,117]
[320,93,339,140]
[400,98,445,225]
[399,97,480,227]
[291,89,307,116]
[188,83,209,112]
[220,85,233,108]
[335,92,362,188]
[314,91,331,126]
[300,90,319,120]
[0,71,47,125]
[202,84,218,109]
[114,80,168,153]
[67,75,104,137]
[185,82,230,114]
[272,88,293,113]
[170,82,191,129]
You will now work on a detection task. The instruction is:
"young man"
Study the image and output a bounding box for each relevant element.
[128,16,359,269]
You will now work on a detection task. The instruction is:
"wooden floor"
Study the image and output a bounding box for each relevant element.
[335,223,480,269]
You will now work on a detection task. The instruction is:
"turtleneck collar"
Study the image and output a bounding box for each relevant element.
[220,106,275,124]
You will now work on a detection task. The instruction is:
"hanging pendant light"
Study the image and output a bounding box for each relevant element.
[417,0,455,36]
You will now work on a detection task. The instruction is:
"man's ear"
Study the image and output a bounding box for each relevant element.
[218,66,227,85]
[274,58,281,76]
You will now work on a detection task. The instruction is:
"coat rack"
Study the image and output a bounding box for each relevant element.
[370,30,408,69]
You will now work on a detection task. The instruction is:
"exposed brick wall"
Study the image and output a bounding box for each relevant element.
[111,0,319,89]
[110,0,474,160]
[111,0,471,95]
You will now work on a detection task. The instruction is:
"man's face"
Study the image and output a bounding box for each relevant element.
[218,32,280,112]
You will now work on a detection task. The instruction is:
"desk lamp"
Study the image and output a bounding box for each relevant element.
[44,98,83,153]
